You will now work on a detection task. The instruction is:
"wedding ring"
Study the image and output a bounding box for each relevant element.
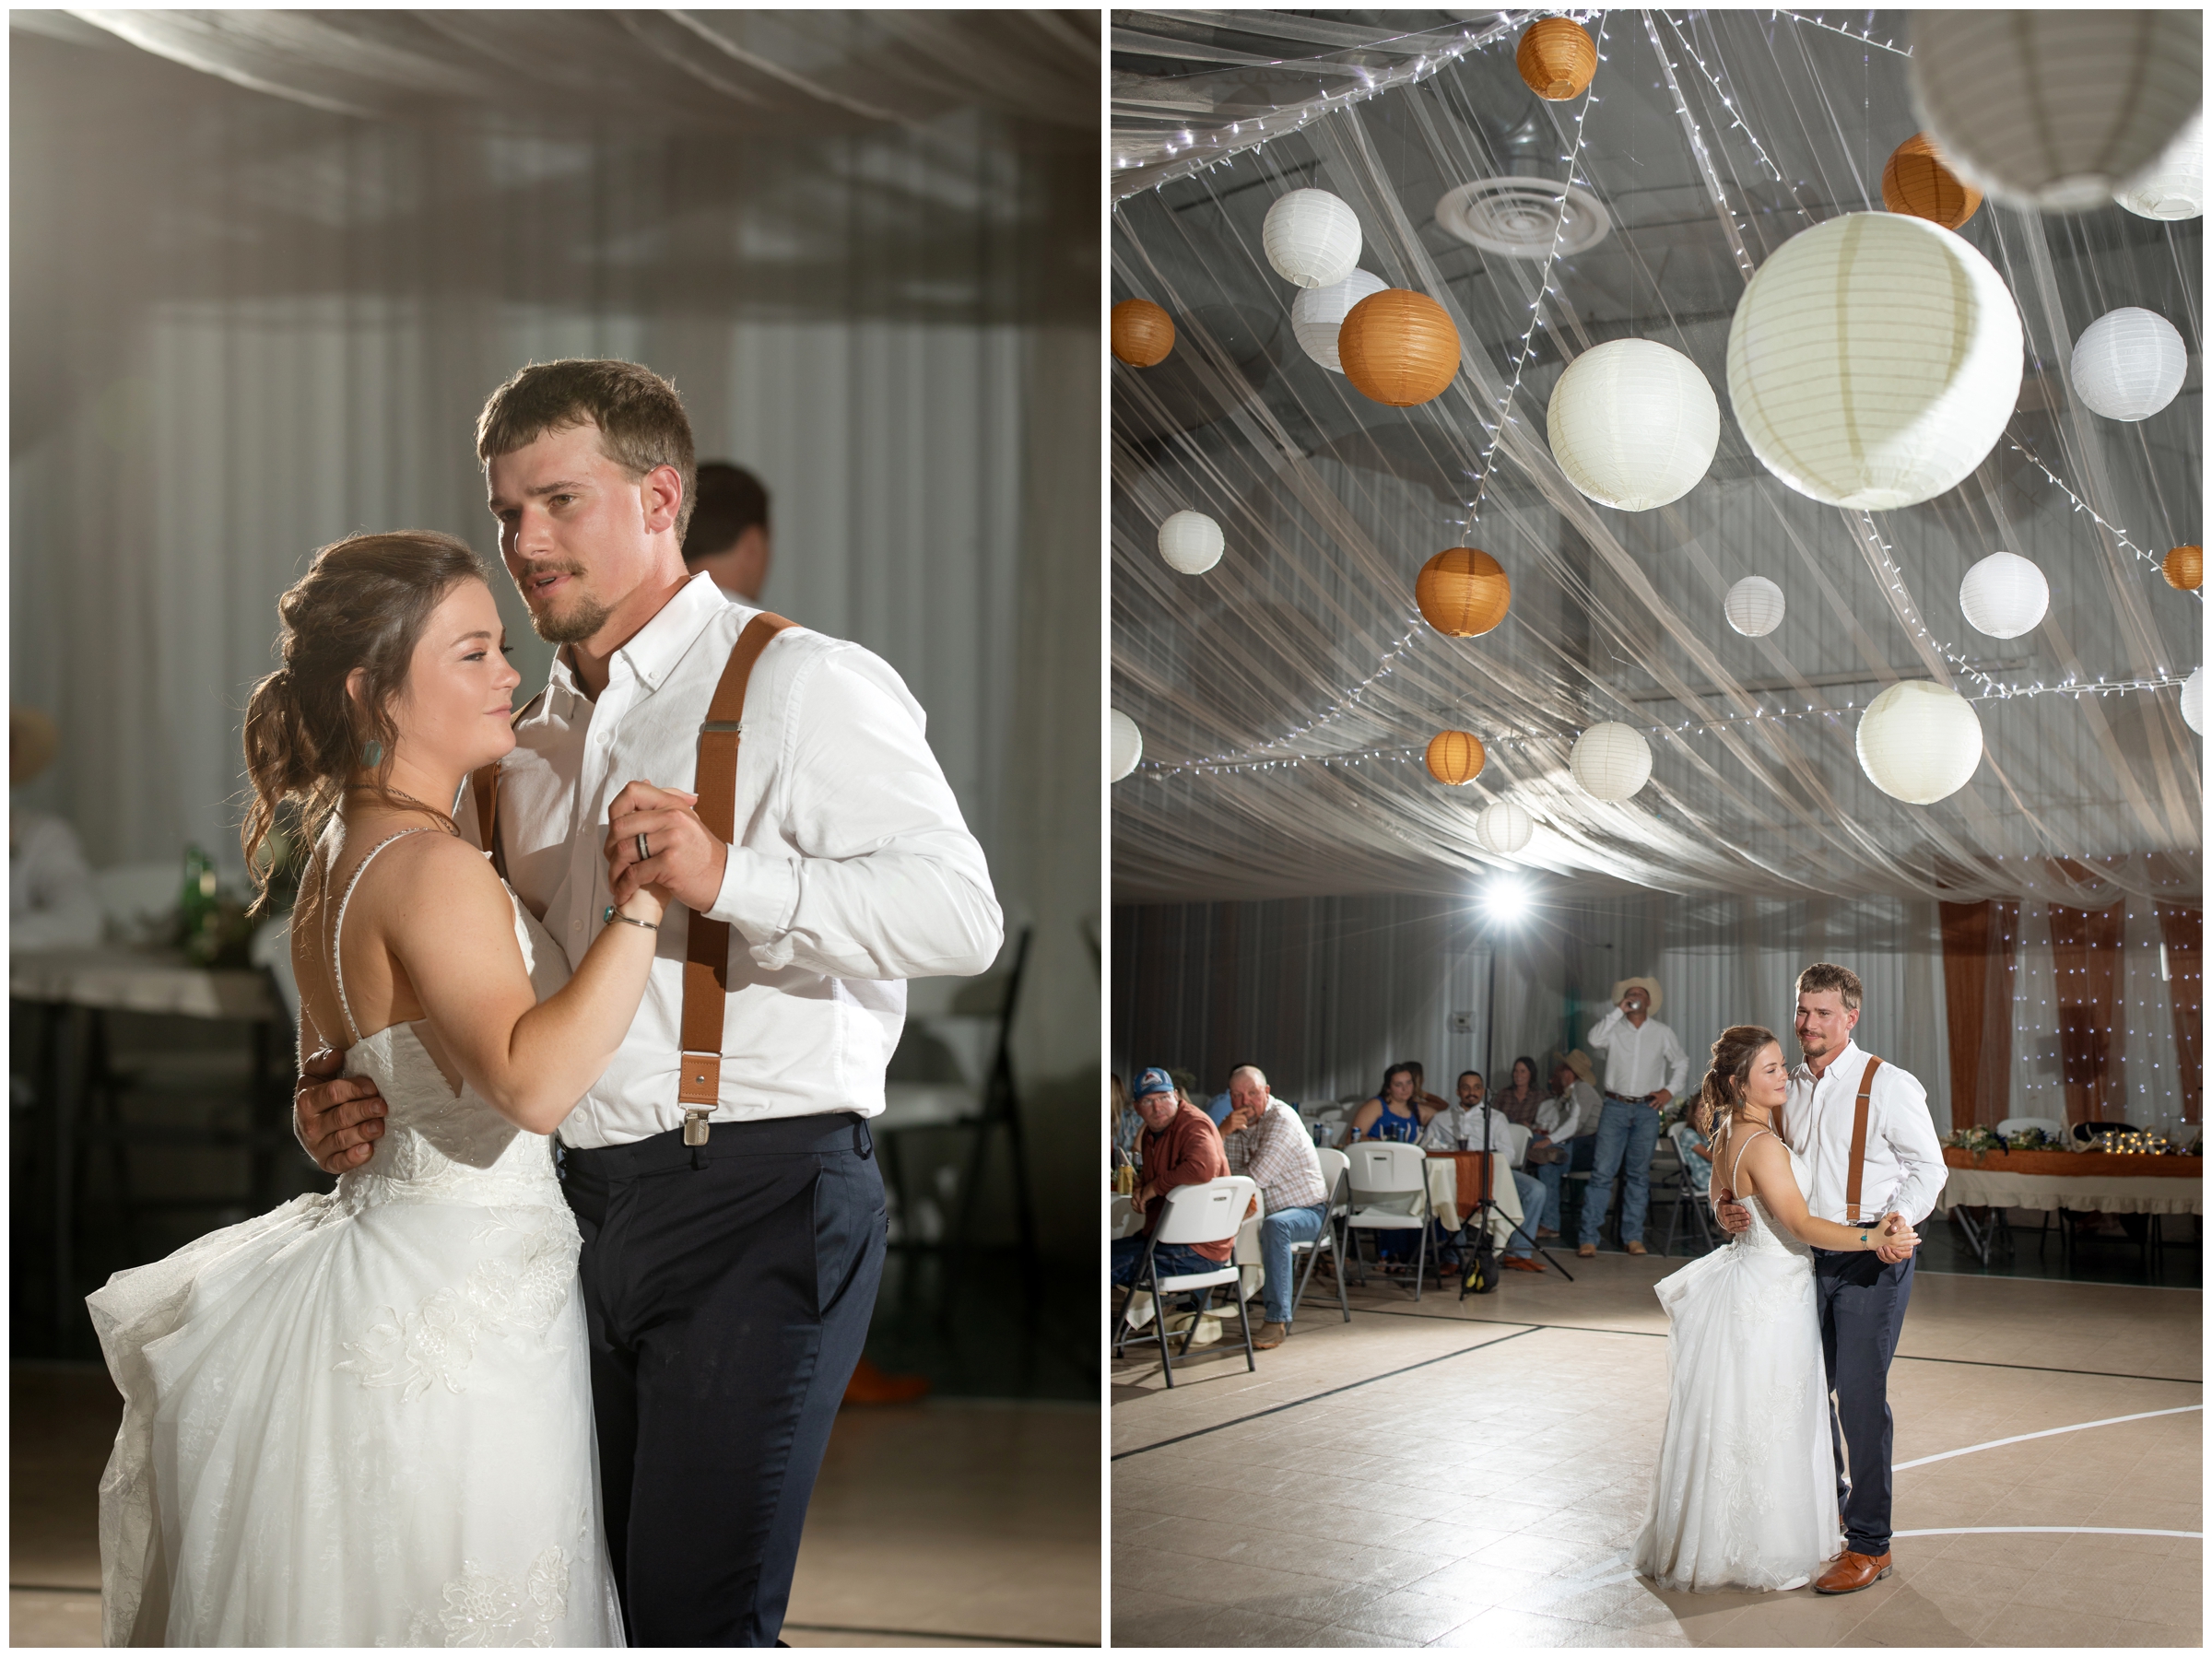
[636,831,651,863]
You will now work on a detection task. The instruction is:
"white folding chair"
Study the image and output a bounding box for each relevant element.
[1342,1142,1435,1299]
[1290,1147,1353,1325]
[1112,1175,1258,1387]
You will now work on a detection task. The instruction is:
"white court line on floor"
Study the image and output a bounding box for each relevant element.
[1894,1527,2203,1539]
[1893,1404,2204,1470]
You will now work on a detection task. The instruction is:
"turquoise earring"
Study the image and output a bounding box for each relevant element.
[363,740,383,769]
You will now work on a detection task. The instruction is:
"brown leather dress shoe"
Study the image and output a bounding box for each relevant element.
[1502,1255,1546,1273]
[1814,1550,1892,1593]
[1252,1321,1288,1349]
[1625,1240,1648,1256]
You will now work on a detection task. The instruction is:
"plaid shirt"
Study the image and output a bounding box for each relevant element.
[1223,1099,1329,1213]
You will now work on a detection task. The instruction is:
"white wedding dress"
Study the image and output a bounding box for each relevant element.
[1632,1128,1839,1592]
[89,829,624,1646]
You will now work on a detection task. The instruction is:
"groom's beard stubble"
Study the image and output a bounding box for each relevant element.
[518,564,614,645]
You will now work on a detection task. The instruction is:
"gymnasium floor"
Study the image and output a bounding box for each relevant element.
[1112,1244,2202,1648]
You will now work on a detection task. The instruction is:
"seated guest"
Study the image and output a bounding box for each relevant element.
[10,705,100,950]
[1494,1055,1545,1128]
[1669,1118,1713,1198]
[1405,1061,1452,1127]
[1533,1059,1602,1237]
[1203,1061,1263,1127]
[1344,1063,1424,1146]
[1111,1068,1231,1302]
[1421,1070,1547,1271]
[1219,1065,1328,1350]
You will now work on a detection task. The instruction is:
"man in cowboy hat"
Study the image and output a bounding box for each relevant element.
[1576,978,1689,1258]
[10,703,100,949]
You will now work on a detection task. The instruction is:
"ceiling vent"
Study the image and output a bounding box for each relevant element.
[1435,176,1610,258]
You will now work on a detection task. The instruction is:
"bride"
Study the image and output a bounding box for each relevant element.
[1632,1025,1918,1592]
[90,531,670,1645]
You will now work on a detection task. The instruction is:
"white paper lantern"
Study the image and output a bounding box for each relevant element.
[1727,213,2021,511]
[1546,338,1720,511]
[1959,551,2050,639]
[2116,111,2204,220]
[1855,681,1983,805]
[1262,189,1361,290]
[1724,576,1786,638]
[1476,799,1534,855]
[1909,12,2203,211]
[1110,709,1143,781]
[2070,307,2187,422]
[1157,510,1224,574]
[1570,723,1653,802]
[2183,667,2204,735]
[1291,268,1389,372]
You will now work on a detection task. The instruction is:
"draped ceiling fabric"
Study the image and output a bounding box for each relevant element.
[9,11,1100,1087]
[1109,9,2204,917]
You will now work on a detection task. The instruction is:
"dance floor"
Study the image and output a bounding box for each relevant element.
[8,1367,1099,1648]
[1112,1253,2201,1648]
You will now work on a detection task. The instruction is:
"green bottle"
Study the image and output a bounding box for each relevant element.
[178,843,218,955]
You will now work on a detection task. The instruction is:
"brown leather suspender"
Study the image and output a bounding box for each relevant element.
[1843,1054,1884,1223]
[678,613,795,1140]
[470,764,505,881]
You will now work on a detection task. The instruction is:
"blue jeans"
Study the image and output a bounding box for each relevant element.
[1535,1134,1595,1228]
[1112,1235,1219,1288]
[1507,1169,1546,1257]
[1579,1099,1663,1247]
[1258,1203,1327,1322]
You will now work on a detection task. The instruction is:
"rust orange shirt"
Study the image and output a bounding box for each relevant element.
[1140,1100,1233,1262]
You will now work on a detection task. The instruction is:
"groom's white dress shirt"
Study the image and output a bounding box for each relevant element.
[1783,1040,1947,1229]
[1585,1006,1691,1099]
[458,572,1003,1148]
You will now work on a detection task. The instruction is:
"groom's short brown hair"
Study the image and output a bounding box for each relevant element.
[1796,961,1864,1011]
[476,359,699,539]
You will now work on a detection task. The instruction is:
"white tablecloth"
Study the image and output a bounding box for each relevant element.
[11,946,273,1020]
[1938,1168,2203,1216]
[1427,1157,1524,1246]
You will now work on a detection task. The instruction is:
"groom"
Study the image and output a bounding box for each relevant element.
[295,359,1003,1644]
[1712,962,1946,1593]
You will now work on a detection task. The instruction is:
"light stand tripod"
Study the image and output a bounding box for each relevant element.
[1459,1102,1573,1295]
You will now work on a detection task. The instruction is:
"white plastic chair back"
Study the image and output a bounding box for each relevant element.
[1504,1122,1531,1169]
[1996,1116,2066,1141]
[1313,1147,1351,1216]
[1346,1141,1426,1196]
[1153,1176,1255,1248]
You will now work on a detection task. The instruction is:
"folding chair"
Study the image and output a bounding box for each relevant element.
[1342,1142,1434,1300]
[1112,1175,1257,1388]
[1290,1147,1352,1324]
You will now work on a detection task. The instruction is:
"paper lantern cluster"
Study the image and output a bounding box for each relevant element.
[1959,551,2050,639]
[1880,132,1982,230]
[1477,799,1534,855]
[1110,710,1143,781]
[1571,723,1653,802]
[1516,18,1597,101]
[2115,112,2204,221]
[1263,189,1361,289]
[1291,269,1387,372]
[1856,681,1983,804]
[1339,288,1460,406]
[1727,212,2022,510]
[1157,511,1223,574]
[1111,300,1175,368]
[2070,307,2187,422]
[2183,668,2205,736]
[1724,576,1786,638]
[1547,338,1720,511]
[2164,545,2204,592]
[1908,11,2203,210]
[1415,547,1511,637]
[1426,730,1486,786]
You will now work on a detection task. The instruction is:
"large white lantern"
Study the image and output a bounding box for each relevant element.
[2116,111,2204,220]
[1724,576,1786,638]
[1959,551,2051,639]
[1727,213,2021,510]
[2070,307,2188,422]
[1856,681,1983,804]
[1157,510,1224,574]
[1477,799,1534,855]
[1570,722,1653,802]
[2183,667,2204,735]
[1110,709,1143,781]
[1546,338,1720,511]
[1909,11,2203,210]
[1262,189,1361,289]
[1291,268,1389,372]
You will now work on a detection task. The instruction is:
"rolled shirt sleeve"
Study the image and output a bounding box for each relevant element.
[706,646,1003,981]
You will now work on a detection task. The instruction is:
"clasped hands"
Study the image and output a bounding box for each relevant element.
[292,781,724,1177]
[1712,1186,1920,1262]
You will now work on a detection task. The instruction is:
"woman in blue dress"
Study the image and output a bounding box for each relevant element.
[1345,1063,1424,1264]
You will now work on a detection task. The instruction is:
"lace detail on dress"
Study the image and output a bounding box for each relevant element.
[394,1547,573,1647]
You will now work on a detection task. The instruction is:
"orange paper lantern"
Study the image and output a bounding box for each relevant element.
[1111,299,1175,367]
[1338,289,1460,407]
[2164,544,2204,590]
[1425,730,1487,786]
[1416,547,1512,637]
[1881,133,1983,230]
[1517,18,1597,101]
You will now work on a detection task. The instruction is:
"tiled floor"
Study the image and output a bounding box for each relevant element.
[9,1367,1099,1648]
[1112,1250,2202,1647]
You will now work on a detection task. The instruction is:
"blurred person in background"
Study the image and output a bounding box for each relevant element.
[10,704,100,949]
[681,462,773,601]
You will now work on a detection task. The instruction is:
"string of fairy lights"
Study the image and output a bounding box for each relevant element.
[2008,437,2205,601]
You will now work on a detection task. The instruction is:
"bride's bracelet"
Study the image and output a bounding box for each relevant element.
[603,904,661,933]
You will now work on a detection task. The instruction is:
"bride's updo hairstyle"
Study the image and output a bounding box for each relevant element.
[241,531,489,911]
[1697,1024,1781,1139]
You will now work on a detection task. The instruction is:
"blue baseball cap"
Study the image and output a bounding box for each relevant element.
[1133,1067,1175,1100]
